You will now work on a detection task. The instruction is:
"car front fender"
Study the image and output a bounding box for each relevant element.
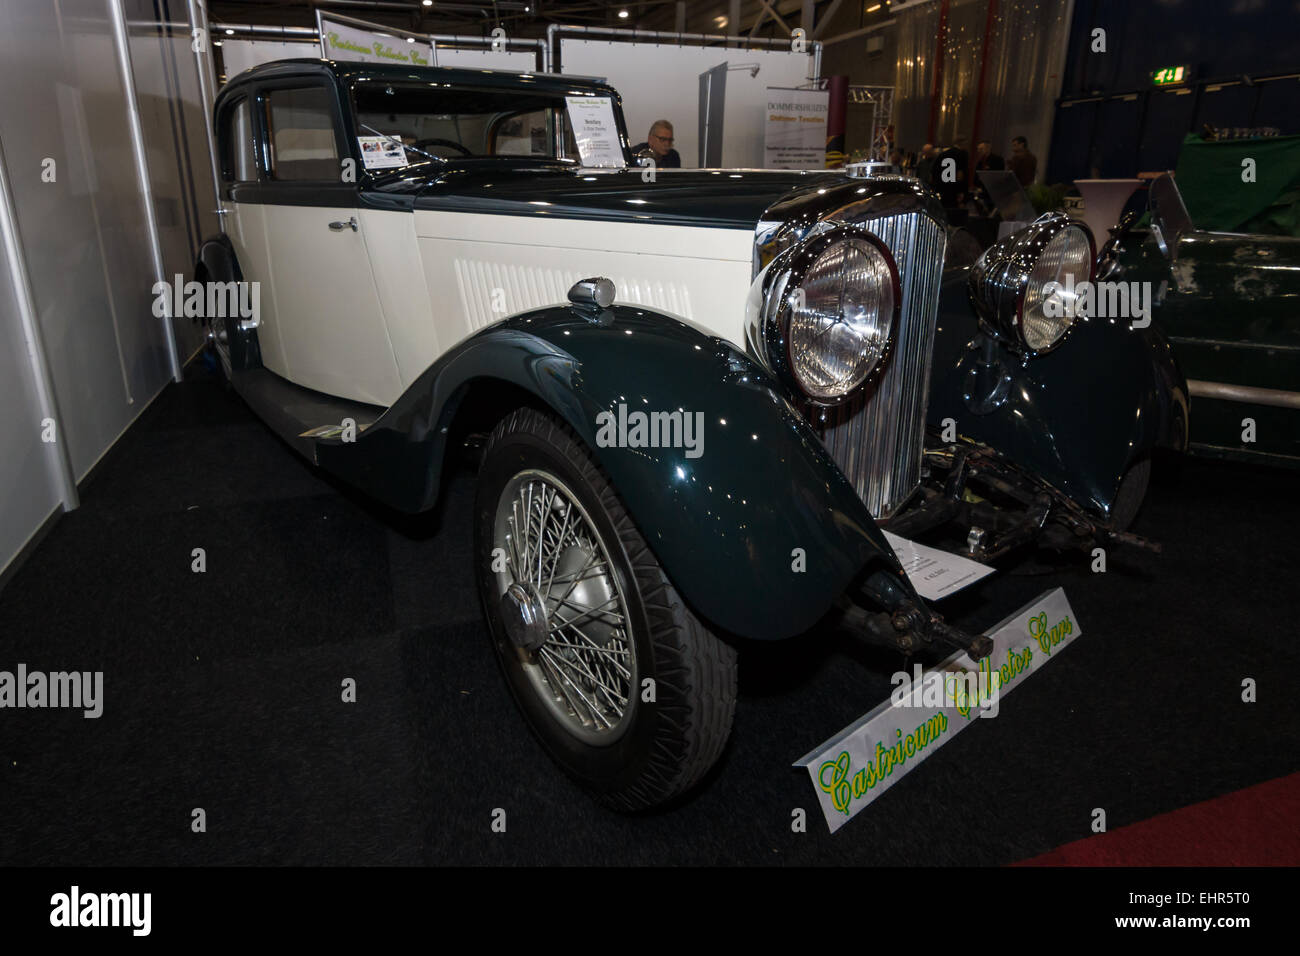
[317,304,910,640]
[929,266,1189,518]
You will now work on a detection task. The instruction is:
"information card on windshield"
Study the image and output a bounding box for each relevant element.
[565,96,625,168]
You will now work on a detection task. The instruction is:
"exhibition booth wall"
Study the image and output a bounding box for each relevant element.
[557,36,816,169]
[0,0,216,582]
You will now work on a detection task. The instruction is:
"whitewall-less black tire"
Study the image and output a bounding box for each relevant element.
[473,407,737,811]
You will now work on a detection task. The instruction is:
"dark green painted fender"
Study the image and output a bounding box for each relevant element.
[929,266,1189,517]
[194,235,262,373]
[316,304,911,640]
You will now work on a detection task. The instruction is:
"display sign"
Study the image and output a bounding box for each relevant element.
[565,96,626,168]
[764,87,829,169]
[883,532,995,600]
[319,17,434,67]
[795,587,1082,832]
[1152,65,1191,86]
[357,135,409,170]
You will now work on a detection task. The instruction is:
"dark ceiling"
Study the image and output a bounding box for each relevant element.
[206,0,858,41]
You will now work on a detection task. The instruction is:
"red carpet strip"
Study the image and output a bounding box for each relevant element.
[1014,771,1300,866]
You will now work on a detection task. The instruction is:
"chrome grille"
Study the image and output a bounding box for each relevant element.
[818,211,947,518]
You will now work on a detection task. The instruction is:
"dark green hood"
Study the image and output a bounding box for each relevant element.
[394,161,849,229]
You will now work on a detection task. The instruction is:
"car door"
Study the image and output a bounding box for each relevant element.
[215,91,288,376]
[248,77,402,407]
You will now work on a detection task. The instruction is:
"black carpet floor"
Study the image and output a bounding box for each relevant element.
[1,359,1297,865]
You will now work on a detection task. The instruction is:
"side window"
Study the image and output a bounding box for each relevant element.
[264,85,340,182]
[492,109,552,157]
[222,97,258,183]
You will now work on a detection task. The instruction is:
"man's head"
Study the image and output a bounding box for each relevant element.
[1011,136,1028,154]
[976,140,991,159]
[647,120,674,159]
[921,143,935,159]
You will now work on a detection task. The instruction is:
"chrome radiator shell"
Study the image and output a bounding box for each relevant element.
[815,210,947,518]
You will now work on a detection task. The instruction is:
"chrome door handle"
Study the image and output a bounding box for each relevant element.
[329,217,358,232]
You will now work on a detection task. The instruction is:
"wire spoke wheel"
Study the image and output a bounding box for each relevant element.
[475,407,737,810]
[492,469,637,744]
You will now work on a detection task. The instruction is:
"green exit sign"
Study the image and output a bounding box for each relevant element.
[1152,65,1191,86]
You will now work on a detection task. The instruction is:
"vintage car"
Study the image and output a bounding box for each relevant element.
[1099,173,1299,466]
[196,59,1186,810]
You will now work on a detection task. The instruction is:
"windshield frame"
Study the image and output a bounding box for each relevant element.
[345,78,631,172]
[1148,173,1196,258]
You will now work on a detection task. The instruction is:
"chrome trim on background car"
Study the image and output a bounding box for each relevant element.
[1187,379,1300,409]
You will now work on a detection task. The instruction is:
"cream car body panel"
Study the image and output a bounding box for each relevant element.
[261,203,402,406]
[413,211,754,351]
[223,200,291,377]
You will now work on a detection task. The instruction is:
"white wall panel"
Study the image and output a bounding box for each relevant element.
[0,0,176,479]
[0,231,61,580]
[126,1,220,360]
[219,39,317,80]
[559,38,816,169]
[434,46,540,72]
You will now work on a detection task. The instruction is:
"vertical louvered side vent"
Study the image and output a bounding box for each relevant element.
[818,212,947,518]
[452,259,696,330]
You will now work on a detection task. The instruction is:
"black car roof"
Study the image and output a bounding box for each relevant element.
[220,57,619,100]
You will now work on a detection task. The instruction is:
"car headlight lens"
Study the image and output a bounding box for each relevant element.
[969,213,1096,354]
[1020,226,1094,350]
[745,224,899,406]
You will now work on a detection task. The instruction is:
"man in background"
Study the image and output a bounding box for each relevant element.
[631,120,681,168]
[934,137,970,208]
[1009,136,1037,186]
[915,143,937,185]
[975,140,1005,171]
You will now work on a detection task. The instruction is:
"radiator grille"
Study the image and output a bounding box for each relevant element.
[818,211,947,518]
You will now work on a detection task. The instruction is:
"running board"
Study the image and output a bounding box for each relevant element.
[232,368,385,464]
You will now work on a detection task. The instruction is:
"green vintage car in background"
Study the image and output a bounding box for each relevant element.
[1099,173,1300,466]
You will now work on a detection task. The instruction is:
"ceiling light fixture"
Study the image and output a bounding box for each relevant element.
[618,9,629,18]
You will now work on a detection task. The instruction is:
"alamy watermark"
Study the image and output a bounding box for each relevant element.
[152,274,259,325]
[0,664,103,718]
[595,403,705,459]
[890,661,1002,718]
[1042,274,1152,328]
[50,886,150,936]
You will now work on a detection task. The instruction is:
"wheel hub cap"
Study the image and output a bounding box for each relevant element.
[499,582,548,652]
[491,470,636,744]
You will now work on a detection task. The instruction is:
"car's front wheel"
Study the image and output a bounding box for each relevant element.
[209,313,233,383]
[473,407,737,811]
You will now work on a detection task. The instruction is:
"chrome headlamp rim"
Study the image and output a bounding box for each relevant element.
[750,223,902,408]
[968,213,1097,357]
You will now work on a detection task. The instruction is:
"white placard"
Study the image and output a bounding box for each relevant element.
[764,87,828,169]
[795,587,1081,832]
[320,17,434,67]
[883,531,995,600]
[565,96,626,168]
[357,136,409,169]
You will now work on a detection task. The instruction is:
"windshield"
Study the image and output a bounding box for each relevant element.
[1149,174,1195,249]
[351,81,590,165]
